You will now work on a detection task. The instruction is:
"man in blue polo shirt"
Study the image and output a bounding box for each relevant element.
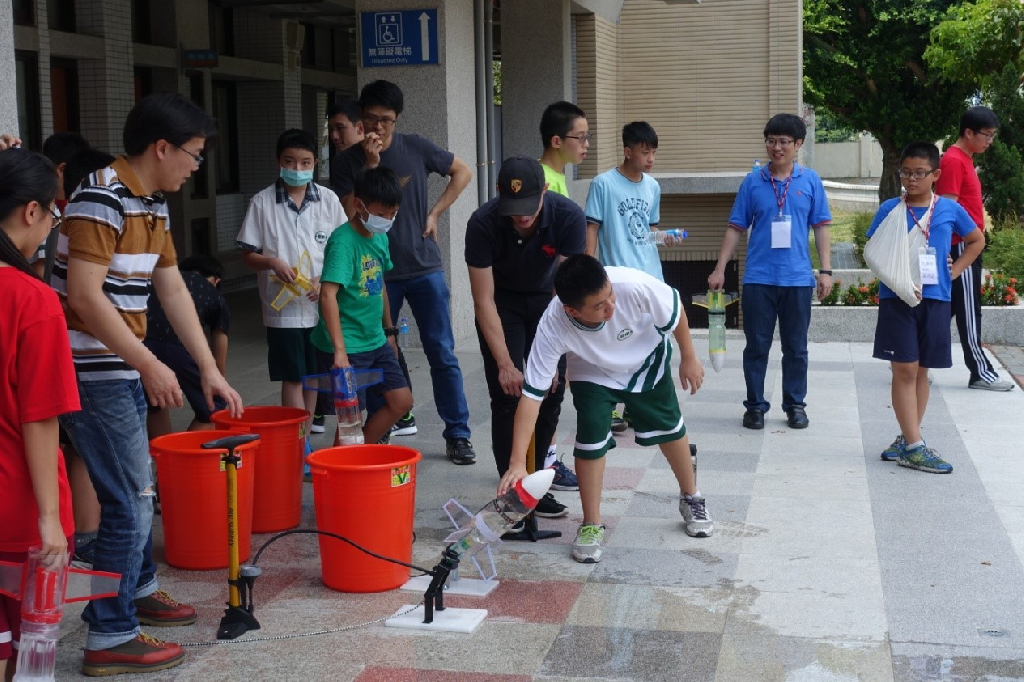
[466,156,587,517]
[708,114,833,430]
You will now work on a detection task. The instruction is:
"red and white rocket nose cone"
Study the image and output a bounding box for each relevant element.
[518,469,555,505]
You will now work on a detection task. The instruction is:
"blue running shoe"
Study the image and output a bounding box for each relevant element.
[303,439,313,482]
[898,444,953,474]
[881,435,906,462]
[548,457,579,491]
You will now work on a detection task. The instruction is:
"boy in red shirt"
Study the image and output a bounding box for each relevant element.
[935,106,1014,391]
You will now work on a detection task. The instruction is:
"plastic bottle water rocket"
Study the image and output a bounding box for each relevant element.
[691,289,740,372]
[302,367,385,445]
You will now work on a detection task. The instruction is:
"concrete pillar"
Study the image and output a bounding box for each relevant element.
[75,0,136,153]
[354,0,479,348]
[0,2,18,135]
[499,0,572,160]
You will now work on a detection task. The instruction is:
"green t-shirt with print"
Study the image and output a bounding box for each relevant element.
[312,222,393,354]
[542,163,569,198]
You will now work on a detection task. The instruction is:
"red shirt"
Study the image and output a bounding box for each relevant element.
[0,268,79,552]
[935,144,983,245]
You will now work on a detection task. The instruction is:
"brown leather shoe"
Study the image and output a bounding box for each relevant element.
[82,633,184,677]
[134,589,197,627]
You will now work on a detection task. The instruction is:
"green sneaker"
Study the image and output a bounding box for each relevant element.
[898,444,953,474]
[571,523,605,563]
[881,435,906,462]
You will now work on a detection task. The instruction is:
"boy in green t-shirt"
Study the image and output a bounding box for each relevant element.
[312,167,413,445]
[539,101,589,197]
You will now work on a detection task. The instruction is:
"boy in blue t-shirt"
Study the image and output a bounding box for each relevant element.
[869,141,984,474]
[585,121,666,279]
[312,167,413,445]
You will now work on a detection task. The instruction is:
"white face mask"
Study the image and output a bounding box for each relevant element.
[359,203,397,234]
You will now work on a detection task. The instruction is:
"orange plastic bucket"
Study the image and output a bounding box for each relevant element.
[307,445,422,592]
[212,406,308,533]
[150,430,258,570]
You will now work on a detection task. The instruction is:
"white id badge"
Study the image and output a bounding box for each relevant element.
[919,247,939,285]
[771,215,792,249]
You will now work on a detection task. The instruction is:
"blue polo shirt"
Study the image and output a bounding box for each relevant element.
[867,197,976,302]
[728,163,832,287]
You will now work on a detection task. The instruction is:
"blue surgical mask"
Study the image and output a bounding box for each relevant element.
[280,167,314,187]
[359,202,397,234]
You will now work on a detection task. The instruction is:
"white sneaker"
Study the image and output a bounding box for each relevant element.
[571,523,605,563]
[679,494,714,538]
[969,378,1015,392]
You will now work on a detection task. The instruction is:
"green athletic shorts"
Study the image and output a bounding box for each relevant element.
[569,369,685,460]
[266,326,318,382]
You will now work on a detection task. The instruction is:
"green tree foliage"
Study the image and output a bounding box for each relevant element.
[804,1,974,201]
[926,1,1024,223]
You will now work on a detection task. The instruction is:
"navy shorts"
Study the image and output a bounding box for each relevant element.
[266,327,319,382]
[872,298,953,368]
[144,339,226,421]
[316,342,408,417]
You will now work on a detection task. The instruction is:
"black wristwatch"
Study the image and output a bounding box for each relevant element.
[818,270,833,276]
[384,326,399,337]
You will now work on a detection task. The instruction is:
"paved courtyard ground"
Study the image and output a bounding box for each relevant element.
[51,295,1024,681]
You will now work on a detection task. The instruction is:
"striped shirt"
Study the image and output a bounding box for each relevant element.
[51,156,177,381]
[522,266,682,398]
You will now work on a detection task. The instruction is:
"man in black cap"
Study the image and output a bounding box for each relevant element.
[465,156,587,517]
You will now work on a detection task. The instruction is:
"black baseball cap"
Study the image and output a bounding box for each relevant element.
[497,156,545,216]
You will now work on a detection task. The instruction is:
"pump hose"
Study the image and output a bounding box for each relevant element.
[177,528,435,647]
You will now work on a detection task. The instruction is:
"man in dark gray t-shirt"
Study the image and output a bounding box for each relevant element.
[331,79,476,465]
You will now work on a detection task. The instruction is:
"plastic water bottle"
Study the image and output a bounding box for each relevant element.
[13,554,67,682]
[706,289,727,373]
[331,367,364,445]
[752,159,761,173]
[399,316,408,336]
[651,229,687,246]
[446,469,554,560]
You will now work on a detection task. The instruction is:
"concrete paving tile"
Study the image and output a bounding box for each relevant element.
[607,514,749,557]
[750,473,870,501]
[588,546,739,589]
[566,583,732,633]
[475,579,584,624]
[891,642,1024,681]
[626,492,751,527]
[724,589,888,641]
[759,434,865,458]
[540,625,721,681]
[639,469,755,497]
[687,432,765,454]
[356,670,531,681]
[754,454,865,477]
[733,553,882,598]
[599,466,646,491]
[715,634,894,682]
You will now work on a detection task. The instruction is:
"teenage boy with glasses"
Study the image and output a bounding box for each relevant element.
[330,79,477,465]
[538,101,590,198]
[708,113,833,431]
[935,106,1013,391]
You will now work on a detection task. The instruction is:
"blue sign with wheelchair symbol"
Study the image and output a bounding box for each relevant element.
[360,9,438,67]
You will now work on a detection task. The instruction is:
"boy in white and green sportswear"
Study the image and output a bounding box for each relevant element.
[496,255,713,564]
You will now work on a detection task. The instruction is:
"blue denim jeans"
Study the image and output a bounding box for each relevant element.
[741,284,813,414]
[59,378,158,651]
[386,270,471,440]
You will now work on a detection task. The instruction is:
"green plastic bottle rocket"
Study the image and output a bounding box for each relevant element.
[691,289,740,372]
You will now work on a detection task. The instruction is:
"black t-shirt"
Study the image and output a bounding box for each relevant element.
[146,271,231,345]
[330,132,454,281]
[464,192,587,294]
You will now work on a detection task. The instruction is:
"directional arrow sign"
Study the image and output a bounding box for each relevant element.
[419,12,431,62]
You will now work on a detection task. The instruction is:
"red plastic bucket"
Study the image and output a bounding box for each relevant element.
[150,430,258,570]
[306,445,422,592]
[212,406,308,533]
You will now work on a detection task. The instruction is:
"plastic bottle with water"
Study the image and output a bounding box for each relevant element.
[399,316,409,337]
[13,554,67,682]
[445,470,555,560]
[651,228,688,246]
[331,367,364,445]
[752,159,761,174]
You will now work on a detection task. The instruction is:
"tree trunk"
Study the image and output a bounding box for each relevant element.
[877,137,903,202]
